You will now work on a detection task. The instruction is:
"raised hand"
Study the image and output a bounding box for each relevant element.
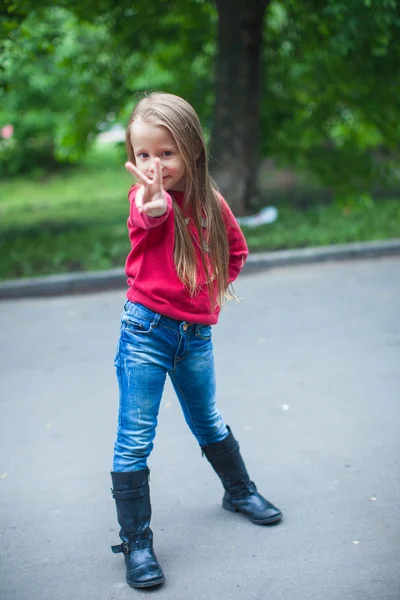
[125,158,168,217]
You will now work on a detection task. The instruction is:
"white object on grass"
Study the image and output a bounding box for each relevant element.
[236,206,278,227]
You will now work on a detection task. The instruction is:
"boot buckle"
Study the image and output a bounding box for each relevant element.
[111,541,131,555]
[121,541,130,554]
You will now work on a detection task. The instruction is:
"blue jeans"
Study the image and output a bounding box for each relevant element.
[113,301,228,472]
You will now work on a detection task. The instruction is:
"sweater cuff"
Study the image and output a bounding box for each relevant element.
[129,190,173,229]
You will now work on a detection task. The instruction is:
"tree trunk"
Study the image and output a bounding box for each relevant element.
[211,0,269,215]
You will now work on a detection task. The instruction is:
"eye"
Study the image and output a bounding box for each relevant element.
[137,152,149,159]
[162,151,173,157]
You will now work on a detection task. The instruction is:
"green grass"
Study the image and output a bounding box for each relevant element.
[243,201,400,252]
[1,145,399,280]
[0,144,130,230]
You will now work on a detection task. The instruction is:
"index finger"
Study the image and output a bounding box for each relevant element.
[125,161,151,185]
[152,158,163,187]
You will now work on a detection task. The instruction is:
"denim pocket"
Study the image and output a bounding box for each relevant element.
[121,312,153,334]
[196,325,212,340]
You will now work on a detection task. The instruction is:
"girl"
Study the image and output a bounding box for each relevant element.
[111,92,282,589]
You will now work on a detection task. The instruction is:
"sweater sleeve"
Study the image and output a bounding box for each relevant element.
[128,185,173,229]
[220,195,249,284]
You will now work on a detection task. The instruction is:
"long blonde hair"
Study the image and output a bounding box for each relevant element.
[126,92,234,309]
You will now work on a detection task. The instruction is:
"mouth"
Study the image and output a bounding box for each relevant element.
[148,175,169,182]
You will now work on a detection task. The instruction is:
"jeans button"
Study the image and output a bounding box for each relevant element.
[182,323,188,331]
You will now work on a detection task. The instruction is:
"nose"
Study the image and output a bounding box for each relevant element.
[147,158,156,178]
[147,158,165,180]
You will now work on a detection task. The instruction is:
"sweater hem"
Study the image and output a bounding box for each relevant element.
[126,287,219,325]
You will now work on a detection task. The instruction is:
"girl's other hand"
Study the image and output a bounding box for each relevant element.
[125,158,168,217]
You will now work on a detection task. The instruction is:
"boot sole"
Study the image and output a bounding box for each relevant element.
[250,514,282,525]
[127,575,165,588]
[223,499,282,525]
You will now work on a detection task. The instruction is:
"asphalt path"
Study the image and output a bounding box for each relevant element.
[1,258,399,600]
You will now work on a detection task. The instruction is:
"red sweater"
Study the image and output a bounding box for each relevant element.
[125,186,248,325]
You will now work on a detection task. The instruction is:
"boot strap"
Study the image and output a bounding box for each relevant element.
[111,537,153,554]
[111,529,153,554]
[111,487,148,501]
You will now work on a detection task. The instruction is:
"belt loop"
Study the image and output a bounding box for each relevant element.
[152,313,161,327]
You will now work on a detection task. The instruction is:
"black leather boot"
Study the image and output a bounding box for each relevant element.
[202,427,282,525]
[110,469,165,588]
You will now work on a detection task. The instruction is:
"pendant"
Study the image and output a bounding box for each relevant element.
[184,217,207,227]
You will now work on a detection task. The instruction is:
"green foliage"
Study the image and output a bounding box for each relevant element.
[0,144,131,277]
[0,1,216,176]
[263,0,400,202]
[0,7,138,175]
[1,0,400,205]
[0,144,129,228]
[1,146,399,280]
[243,199,400,252]
[1,194,399,280]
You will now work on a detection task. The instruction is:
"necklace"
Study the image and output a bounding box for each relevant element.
[183,217,209,252]
[184,217,207,228]
[170,191,209,252]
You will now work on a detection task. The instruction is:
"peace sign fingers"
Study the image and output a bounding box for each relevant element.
[125,161,151,185]
[152,157,163,190]
[125,158,168,217]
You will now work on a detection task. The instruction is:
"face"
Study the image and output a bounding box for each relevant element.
[129,120,187,191]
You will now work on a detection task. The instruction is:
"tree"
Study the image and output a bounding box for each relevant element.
[2,0,400,212]
[0,1,217,170]
[262,0,400,204]
[212,0,270,214]
[0,8,137,174]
